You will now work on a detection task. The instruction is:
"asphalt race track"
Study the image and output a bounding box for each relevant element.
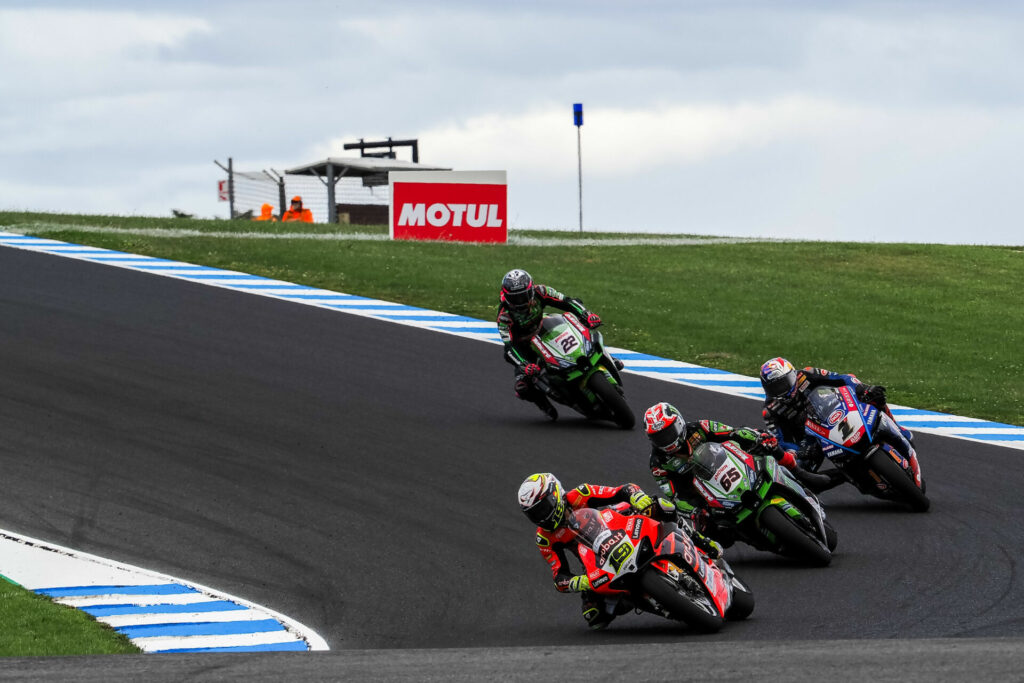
[2,247,1023,678]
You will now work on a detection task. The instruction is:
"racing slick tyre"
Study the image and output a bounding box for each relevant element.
[723,575,755,621]
[758,506,832,567]
[587,372,635,430]
[639,567,723,633]
[824,520,839,552]
[867,448,931,513]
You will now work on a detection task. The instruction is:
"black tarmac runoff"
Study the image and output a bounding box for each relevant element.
[2,246,1023,664]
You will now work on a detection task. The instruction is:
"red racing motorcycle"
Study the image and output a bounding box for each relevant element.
[571,505,754,632]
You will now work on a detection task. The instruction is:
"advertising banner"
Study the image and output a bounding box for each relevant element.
[389,171,507,243]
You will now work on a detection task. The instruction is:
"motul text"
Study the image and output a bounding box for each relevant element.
[389,171,507,243]
[397,203,503,228]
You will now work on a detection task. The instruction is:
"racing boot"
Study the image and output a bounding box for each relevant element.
[534,395,558,421]
[612,356,625,371]
[690,529,723,559]
[794,466,845,493]
[581,594,614,630]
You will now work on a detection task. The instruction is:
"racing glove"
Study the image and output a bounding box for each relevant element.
[584,313,602,329]
[754,432,779,455]
[567,574,591,592]
[857,384,887,405]
[629,490,654,516]
[700,537,724,560]
[688,507,711,534]
[766,396,802,422]
[523,363,542,380]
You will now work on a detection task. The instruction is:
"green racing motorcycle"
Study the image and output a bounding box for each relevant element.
[688,441,837,566]
[528,313,635,429]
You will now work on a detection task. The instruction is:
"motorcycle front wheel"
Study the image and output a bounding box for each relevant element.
[587,372,635,430]
[867,448,930,512]
[758,505,832,567]
[639,567,723,633]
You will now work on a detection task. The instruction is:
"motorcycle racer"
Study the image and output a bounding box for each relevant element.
[517,472,721,630]
[642,402,841,539]
[498,269,621,420]
[759,357,914,473]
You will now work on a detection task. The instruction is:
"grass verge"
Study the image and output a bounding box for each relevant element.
[0,577,139,656]
[2,211,1022,426]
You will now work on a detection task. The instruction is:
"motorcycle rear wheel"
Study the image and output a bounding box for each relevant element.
[758,505,832,567]
[867,448,930,512]
[587,372,635,430]
[639,567,723,633]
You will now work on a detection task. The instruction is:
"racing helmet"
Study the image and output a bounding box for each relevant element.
[501,269,535,313]
[644,402,688,456]
[518,473,568,531]
[760,357,797,398]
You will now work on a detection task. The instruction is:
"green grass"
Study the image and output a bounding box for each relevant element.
[0,578,139,656]
[2,211,1022,426]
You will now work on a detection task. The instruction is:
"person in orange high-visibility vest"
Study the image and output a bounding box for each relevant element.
[253,203,278,222]
[282,196,313,223]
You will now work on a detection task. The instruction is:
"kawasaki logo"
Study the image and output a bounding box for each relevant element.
[397,203,503,228]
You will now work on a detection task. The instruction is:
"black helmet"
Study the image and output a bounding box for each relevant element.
[501,269,535,313]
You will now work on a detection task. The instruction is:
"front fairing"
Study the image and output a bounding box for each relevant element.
[572,508,648,593]
[805,386,871,456]
[691,442,757,513]
[531,315,593,371]
[767,457,828,523]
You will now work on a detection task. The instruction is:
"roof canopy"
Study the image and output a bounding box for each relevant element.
[284,156,451,224]
[285,156,449,177]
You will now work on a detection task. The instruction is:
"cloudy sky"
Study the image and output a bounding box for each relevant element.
[2,0,1023,244]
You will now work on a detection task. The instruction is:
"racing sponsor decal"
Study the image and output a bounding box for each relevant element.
[839,386,858,411]
[862,405,878,426]
[701,420,731,435]
[592,574,610,588]
[631,519,644,539]
[562,312,592,339]
[535,534,550,547]
[531,338,560,366]
[827,409,844,426]
[806,421,831,438]
[390,171,507,243]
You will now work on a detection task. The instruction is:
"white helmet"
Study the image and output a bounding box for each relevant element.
[517,473,567,531]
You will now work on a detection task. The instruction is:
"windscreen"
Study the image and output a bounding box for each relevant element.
[690,442,731,480]
[570,508,608,549]
[807,387,843,423]
[538,315,566,336]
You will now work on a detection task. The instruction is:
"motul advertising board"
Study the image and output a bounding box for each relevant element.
[389,170,507,243]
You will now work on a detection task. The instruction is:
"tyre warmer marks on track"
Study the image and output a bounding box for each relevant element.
[1,231,1021,451]
[0,529,328,653]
